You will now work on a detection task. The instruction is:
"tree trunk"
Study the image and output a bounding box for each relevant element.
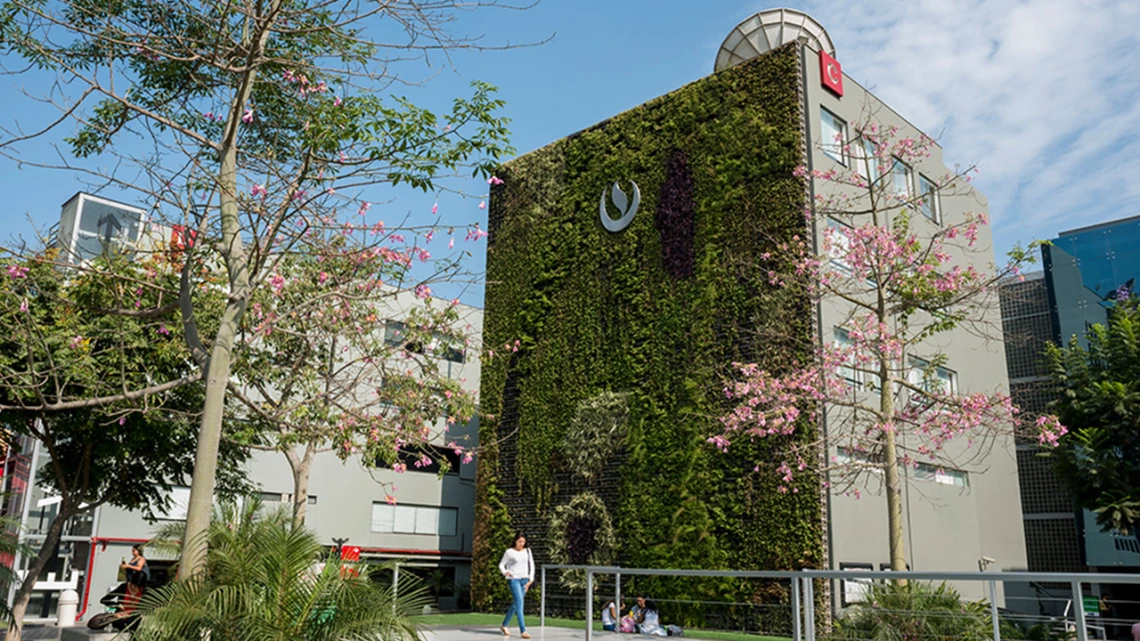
[285,445,316,529]
[178,0,280,580]
[9,505,75,641]
[882,428,908,573]
[880,361,908,575]
[178,132,250,581]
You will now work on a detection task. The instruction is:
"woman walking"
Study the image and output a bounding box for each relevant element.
[498,533,535,638]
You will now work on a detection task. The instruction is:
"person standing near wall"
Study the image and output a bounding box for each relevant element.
[498,533,535,638]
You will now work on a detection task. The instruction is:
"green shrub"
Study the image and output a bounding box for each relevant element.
[134,502,427,641]
[829,582,992,641]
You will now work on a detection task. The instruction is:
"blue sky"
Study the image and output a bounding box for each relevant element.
[2,0,1137,306]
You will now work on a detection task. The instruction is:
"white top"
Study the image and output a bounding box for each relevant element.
[602,602,616,626]
[498,547,535,581]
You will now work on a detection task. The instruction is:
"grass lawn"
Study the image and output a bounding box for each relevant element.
[412,612,790,641]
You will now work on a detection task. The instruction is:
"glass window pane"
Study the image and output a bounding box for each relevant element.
[891,159,912,199]
[828,219,851,270]
[384,321,407,346]
[858,138,880,182]
[834,328,860,387]
[821,108,846,164]
[918,174,938,221]
[393,505,416,533]
[414,506,438,534]
[371,503,395,533]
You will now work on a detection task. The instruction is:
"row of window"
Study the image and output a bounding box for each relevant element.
[820,108,940,223]
[832,328,958,396]
[370,503,458,536]
[154,488,462,539]
[835,446,969,488]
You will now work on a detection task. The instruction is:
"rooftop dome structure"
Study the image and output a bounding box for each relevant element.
[714,8,835,72]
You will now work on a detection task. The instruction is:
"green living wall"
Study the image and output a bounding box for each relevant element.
[473,44,821,631]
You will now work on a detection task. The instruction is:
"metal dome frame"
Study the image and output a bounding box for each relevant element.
[715,8,836,73]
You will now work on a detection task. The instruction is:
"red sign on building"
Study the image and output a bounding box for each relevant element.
[170,225,198,251]
[819,50,843,97]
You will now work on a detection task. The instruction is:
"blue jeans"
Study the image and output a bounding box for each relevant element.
[502,578,528,632]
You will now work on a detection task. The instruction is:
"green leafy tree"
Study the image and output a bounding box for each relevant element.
[230,242,478,527]
[1044,297,1140,535]
[0,0,523,581]
[0,251,250,634]
[135,501,427,641]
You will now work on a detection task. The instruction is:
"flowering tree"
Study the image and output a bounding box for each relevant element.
[228,235,480,527]
[713,119,1066,572]
[0,0,523,588]
[0,250,250,631]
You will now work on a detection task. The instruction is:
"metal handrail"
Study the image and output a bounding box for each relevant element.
[538,564,1140,641]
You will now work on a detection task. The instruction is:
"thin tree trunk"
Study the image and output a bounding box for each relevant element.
[880,361,908,575]
[178,0,280,580]
[178,129,251,581]
[9,505,75,641]
[285,445,316,529]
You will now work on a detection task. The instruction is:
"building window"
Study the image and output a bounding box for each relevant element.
[917,174,940,223]
[371,503,458,536]
[385,320,425,354]
[890,158,913,201]
[908,357,957,397]
[856,137,880,183]
[259,492,316,505]
[833,328,861,388]
[914,463,969,488]
[431,331,465,363]
[820,108,846,165]
[827,218,852,272]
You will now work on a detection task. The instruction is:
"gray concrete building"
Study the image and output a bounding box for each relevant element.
[6,193,483,622]
[787,14,1028,605]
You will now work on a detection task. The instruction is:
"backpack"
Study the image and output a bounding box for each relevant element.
[619,616,636,633]
[667,625,684,637]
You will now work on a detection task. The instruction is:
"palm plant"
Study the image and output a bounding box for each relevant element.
[133,500,427,641]
[0,503,34,624]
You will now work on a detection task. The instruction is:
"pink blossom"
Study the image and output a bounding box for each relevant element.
[19,299,28,313]
[242,108,254,124]
[6,265,29,279]
[432,202,439,215]
[69,336,85,349]
[251,184,267,198]
[318,271,329,285]
[358,202,371,216]
[156,324,171,337]
[415,284,431,299]
[478,200,486,210]
[488,176,504,186]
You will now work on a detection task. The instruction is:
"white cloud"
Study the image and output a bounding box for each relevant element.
[799,0,1140,252]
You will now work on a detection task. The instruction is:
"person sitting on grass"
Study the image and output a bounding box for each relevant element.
[603,600,624,632]
[638,599,666,637]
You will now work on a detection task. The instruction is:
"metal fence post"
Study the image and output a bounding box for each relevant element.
[1072,582,1088,641]
[615,570,622,624]
[791,576,802,641]
[586,569,594,641]
[803,576,816,641]
[541,566,546,628]
[989,580,1002,641]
